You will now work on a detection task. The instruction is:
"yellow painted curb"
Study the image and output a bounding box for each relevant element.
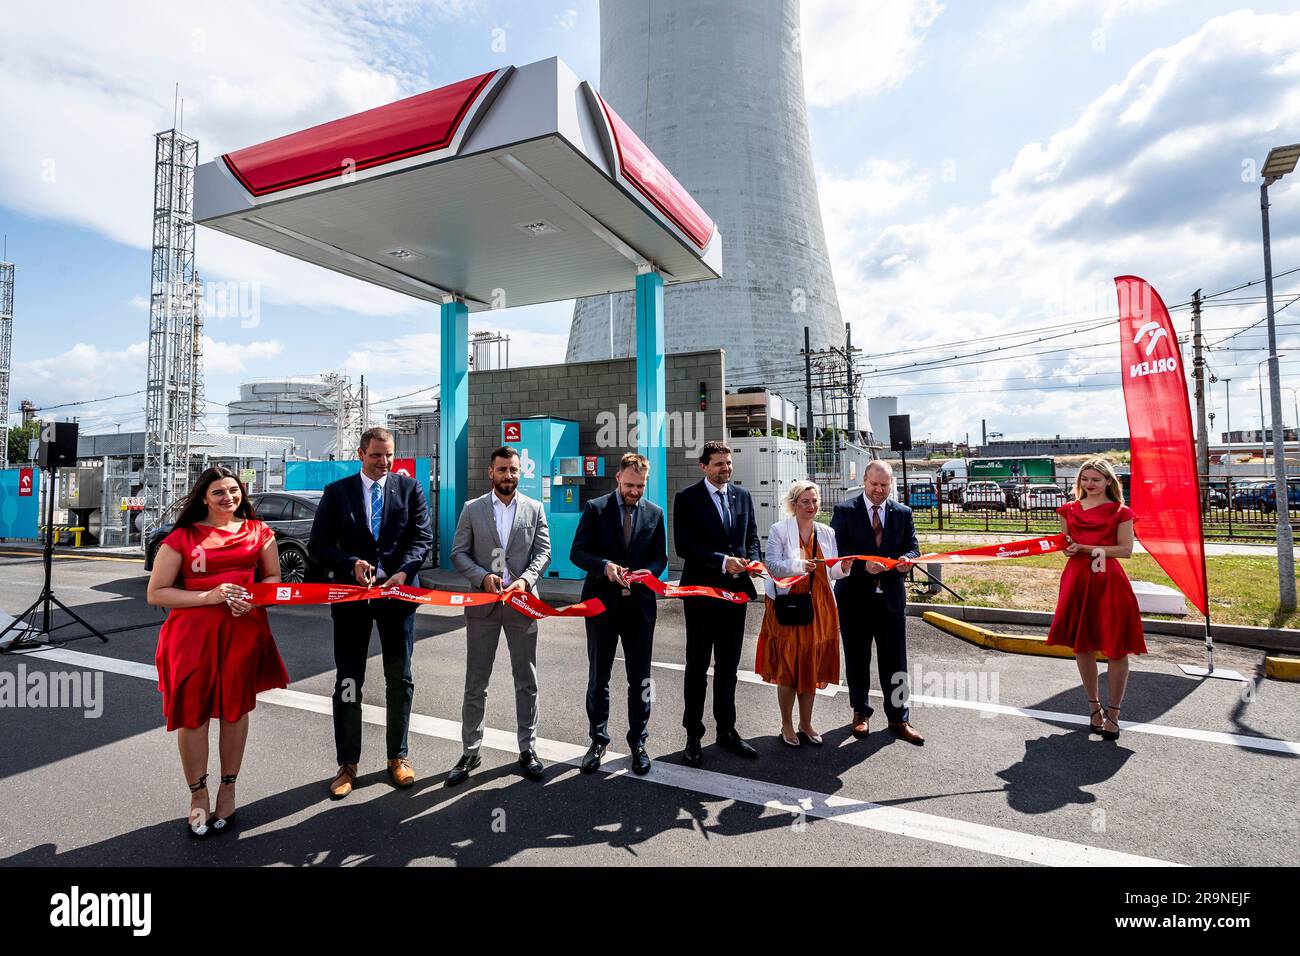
[922,610,1108,661]
[1265,656,1300,681]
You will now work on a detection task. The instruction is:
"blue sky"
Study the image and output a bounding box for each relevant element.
[2,0,1299,443]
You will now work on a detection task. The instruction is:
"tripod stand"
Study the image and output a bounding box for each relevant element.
[0,465,109,653]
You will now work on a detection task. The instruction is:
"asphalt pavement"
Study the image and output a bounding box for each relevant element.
[0,552,1296,867]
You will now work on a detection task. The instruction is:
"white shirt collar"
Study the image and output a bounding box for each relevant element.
[705,478,728,496]
[493,492,517,510]
[361,471,387,492]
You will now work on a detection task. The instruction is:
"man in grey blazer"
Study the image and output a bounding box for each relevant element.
[447,445,551,786]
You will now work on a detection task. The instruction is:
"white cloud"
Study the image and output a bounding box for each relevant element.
[201,336,283,375]
[828,10,1300,440]
[801,0,943,107]
[0,0,473,319]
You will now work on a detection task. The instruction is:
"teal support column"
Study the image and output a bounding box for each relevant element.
[438,299,469,569]
[635,270,667,518]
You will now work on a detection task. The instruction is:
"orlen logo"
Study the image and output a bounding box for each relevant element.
[19,467,33,497]
[1129,321,1177,378]
[276,587,292,601]
[504,422,521,443]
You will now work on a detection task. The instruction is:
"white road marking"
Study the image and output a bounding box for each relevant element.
[19,646,1181,866]
[636,658,1300,756]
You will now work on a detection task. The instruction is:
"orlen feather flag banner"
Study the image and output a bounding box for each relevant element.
[1115,275,1208,615]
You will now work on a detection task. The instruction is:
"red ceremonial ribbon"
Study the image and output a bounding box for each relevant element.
[245,582,606,618]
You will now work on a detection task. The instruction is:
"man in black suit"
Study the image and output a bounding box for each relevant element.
[673,440,764,766]
[570,453,667,776]
[831,460,925,745]
[308,427,433,796]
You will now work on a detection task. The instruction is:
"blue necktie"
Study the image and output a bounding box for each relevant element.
[370,482,383,539]
[716,490,732,534]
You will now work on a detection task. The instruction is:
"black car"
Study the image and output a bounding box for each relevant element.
[143,491,325,584]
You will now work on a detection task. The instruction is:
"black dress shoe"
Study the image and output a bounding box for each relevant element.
[580,742,607,774]
[717,729,758,758]
[631,745,651,775]
[683,736,703,767]
[444,753,481,788]
[519,750,545,781]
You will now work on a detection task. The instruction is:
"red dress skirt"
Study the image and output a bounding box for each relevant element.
[154,520,290,730]
[1046,500,1147,658]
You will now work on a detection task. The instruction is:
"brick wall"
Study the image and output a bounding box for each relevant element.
[467,349,726,567]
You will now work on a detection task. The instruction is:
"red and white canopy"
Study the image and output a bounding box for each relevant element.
[195,57,722,310]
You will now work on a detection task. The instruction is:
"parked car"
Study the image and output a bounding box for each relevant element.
[1258,479,1300,515]
[143,490,325,584]
[998,480,1023,509]
[902,480,937,509]
[1203,486,1228,509]
[1231,481,1271,512]
[961,481,1007,512]
[1023,484,1068,510]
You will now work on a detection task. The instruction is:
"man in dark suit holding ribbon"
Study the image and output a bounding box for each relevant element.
[570,453,667,776]
[308,427,433,797]
[673,440,764,767]
[831,459,925,745]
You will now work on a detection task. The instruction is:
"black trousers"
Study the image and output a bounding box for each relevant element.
[681,595,748,738]
[331,598,416,764]
[839,589,910,724]
[585,596,655,748]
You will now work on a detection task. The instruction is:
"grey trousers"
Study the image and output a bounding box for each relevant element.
[462,605,539,755]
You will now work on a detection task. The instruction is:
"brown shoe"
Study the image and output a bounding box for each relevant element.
[889,721,925,746]
[387,757,415,788]
[329,763,358,799]
[850,712,870,737]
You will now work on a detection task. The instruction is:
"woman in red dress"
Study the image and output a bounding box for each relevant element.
[1046,457,1146,741]
[146,466,289,838]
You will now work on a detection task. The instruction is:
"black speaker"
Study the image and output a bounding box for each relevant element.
[37,421,78,469]
[889,414,912,452]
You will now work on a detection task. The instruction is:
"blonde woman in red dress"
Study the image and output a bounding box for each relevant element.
[1046,457,1146,741]
[147,466,289,838]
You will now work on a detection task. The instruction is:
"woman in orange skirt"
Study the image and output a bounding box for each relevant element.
[147,466,289,838]
[756,480,850,746]
[1046,457,1146,741]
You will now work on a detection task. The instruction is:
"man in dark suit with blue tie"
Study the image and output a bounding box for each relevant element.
[673,440,764,766]
[570,453,667,776]
[831,460,925,745]
[308,427,433,797]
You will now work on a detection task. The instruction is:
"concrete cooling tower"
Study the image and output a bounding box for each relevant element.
[567,0,844,409]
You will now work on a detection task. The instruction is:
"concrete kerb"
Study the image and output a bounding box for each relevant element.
[907,602,1300,654]
[920,610,1109,662]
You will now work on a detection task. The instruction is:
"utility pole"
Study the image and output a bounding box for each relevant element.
[844,323,856,437]
[1191,289,1209,505]
[1225,378,1233,538]
[803,326,814,481]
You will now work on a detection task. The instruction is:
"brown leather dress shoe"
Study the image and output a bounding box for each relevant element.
[889,721,925,746]
[329,763,358,798]
[850,713,870,737]
[388,757,416,788]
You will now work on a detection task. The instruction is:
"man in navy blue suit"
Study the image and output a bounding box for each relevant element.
[308,427,433,796]
[570,453,667,776]
[673,440,764,767]
[831,460,925,745]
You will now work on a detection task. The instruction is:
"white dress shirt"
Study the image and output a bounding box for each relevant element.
[360,471,388,577]
[492,493,518,586]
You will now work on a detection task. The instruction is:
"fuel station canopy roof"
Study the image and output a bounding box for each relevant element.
[195,57,722,311]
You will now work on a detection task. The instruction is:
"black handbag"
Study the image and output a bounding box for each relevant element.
[773,528,816,626]
[773,592,814,626]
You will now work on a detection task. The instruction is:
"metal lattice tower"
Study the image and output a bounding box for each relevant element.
[191,271,205,430]
[143,129,198,534]
[0,260,13,470]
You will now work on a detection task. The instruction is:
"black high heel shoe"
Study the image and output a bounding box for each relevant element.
[211,773,238,834]
[1101,705,1122,741]
[1087,698,1105,735]
[186,773,211,839]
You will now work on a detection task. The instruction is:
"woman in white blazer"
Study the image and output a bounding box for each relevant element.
[755,480,852,746]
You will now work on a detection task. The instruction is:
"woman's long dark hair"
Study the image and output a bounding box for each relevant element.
[174,466,258,528]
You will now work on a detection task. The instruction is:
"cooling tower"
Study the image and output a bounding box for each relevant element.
[567,0,844,409]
